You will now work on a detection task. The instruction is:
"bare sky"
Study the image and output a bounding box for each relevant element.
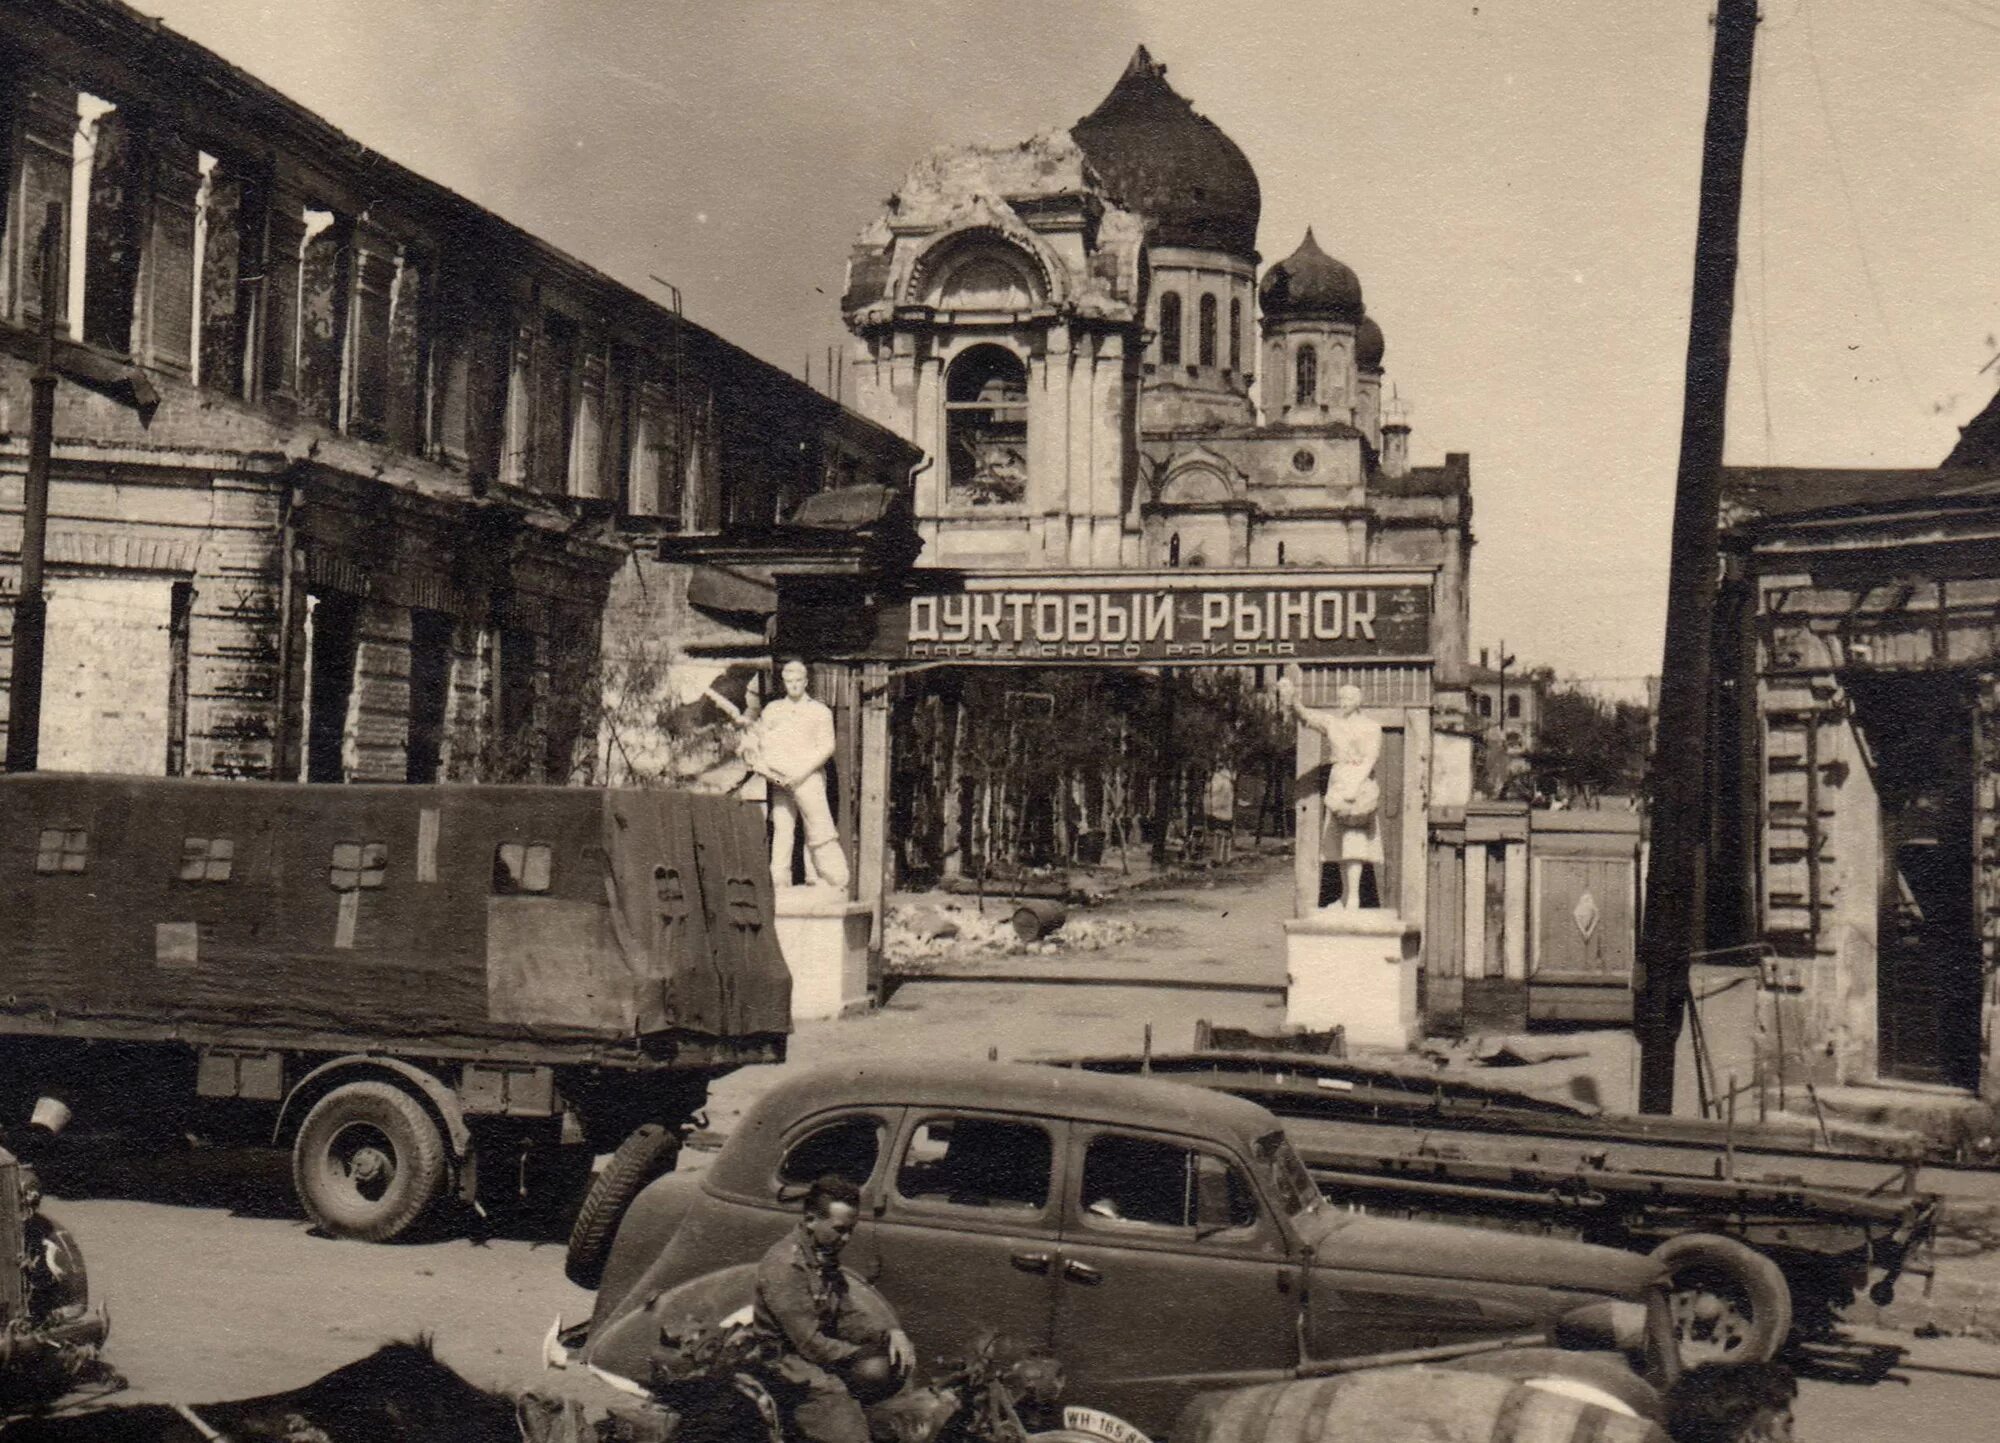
[137,1,2000,692]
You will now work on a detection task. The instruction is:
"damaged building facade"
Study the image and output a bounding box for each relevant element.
[838,45,1472,693]
[1709,394,2000,1099]
[0,0,913,788]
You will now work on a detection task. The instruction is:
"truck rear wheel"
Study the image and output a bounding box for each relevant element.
[1651,1233,1792,1365]
[293,1081,447,1242]
[566,1124,680,1288]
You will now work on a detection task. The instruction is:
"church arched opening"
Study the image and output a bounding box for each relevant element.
[945,345,1030,506]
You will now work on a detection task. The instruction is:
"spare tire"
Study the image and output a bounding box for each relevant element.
[1651,1233,1792,1365]
[566,1124,680,1289]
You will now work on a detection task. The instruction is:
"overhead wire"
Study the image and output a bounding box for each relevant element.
[1750,28,1777,462]
[1907,0,2000,37]
[1799,0,1926,417]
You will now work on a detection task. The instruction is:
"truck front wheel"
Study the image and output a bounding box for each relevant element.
[293,1081,447,1242]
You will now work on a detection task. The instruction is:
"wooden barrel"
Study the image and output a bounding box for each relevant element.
[1012,899,1068,942]
[1170,1367,1669,1443]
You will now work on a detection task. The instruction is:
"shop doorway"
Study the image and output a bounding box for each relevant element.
[1850,672,1980,1088]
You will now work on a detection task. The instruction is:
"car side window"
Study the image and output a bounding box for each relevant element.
[778,1115,886,1189]
[1079,1133,1259,1233]
[895,1115,1052,1212]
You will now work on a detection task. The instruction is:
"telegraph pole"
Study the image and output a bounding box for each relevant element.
[6,202,62,773]
[1635,0,1760,1113]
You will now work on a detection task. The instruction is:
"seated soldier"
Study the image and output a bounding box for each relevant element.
[752,1175,913,1443]
[1663,1361,1797,1443]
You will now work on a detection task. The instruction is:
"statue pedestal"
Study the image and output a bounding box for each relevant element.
[774,889,872,1022]
[1283,909,1420,1050]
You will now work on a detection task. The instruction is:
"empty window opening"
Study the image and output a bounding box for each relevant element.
[406,608,454,784]
[35,829,89,875]
[1081,1133,1258,1231]
[778,1116,885,1189]
[944,345,1028,506]
[1198,293,1218,367]
[1158,290,1182,365]
[189,154,216,386]
[303,591,361,783]
[72,94,145,352]
[535,310,579,495]
[896,1116,1052,1211]
[602,343,635,509]
[1169,532,1181,567]
[493,842,552,894]
[179,836,234,883]
[1294,345,1318,407]
[1229,297,1242,371]
[166,580,193,776]
[495,625,539,779]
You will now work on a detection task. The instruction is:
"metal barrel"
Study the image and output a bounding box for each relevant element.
[1011,899,1068,942]
[1170,1367,1669,1443]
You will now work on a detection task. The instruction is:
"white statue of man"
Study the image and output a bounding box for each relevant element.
[1276,665,1383,910]
[742,658,850,891]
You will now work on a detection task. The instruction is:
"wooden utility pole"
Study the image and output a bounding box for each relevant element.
[1635,0,1760,1113]
[6,203,63,774]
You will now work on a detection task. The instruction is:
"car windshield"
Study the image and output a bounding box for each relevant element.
[1253,1130,1321,1221]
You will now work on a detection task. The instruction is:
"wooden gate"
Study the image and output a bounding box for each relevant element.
[1423,806,1640,1032]
[1527,811,1641,1023]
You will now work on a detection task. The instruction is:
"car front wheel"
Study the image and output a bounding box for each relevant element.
[1652,1232,1792,1365]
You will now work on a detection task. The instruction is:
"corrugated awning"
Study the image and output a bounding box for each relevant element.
[687,563,778,617]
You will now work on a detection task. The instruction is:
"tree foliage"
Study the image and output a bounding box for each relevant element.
[890,666,1292,881]
[1521,687,1651,801]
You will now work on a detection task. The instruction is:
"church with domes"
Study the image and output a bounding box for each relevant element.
[839,46,1472,691]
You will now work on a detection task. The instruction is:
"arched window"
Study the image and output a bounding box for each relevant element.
[944,346,1029,507]
[1168,532,1182,567]
[1159,292,1182,365]
[1294,345,1318,407]
[1506,693,1522,719]
[1229,298,1242,371]
[1198,294,1218,367]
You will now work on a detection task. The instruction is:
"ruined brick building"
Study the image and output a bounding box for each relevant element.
[839,46,1473,698]
[0,0,912,786]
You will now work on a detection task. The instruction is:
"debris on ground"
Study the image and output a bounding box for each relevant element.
[883,897,1146,968]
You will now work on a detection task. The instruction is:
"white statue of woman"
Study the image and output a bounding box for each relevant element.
[1276,665,1383,910]
[741,659,850,891]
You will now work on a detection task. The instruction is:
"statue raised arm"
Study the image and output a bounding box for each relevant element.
[1276,664,1383,910]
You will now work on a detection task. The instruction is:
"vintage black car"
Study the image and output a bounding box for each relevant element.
[573,1061,1673,1441]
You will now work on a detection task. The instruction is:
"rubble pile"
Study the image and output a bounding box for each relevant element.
[884,898,1143,970]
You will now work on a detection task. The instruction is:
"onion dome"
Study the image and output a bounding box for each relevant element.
[1258,229,1363,323]
[1072,46,1261,259]
[1356,314,1385,371]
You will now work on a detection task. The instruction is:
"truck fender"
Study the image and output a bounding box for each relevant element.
[274,1056,473,1160]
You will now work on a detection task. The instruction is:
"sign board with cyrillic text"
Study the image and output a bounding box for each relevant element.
[873,570,1433,664]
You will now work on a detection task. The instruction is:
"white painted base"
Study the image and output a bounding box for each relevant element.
[1283,908,1421,1049]
[774,889,873,1022]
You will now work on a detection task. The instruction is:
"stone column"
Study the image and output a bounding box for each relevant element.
[256,173,308,410]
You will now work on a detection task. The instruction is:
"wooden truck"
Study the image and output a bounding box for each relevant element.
[0,774,792,1242]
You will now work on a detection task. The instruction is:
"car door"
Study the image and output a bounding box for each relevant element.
[867,1109,1067,1376]
[1052,1125,1303,1438]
